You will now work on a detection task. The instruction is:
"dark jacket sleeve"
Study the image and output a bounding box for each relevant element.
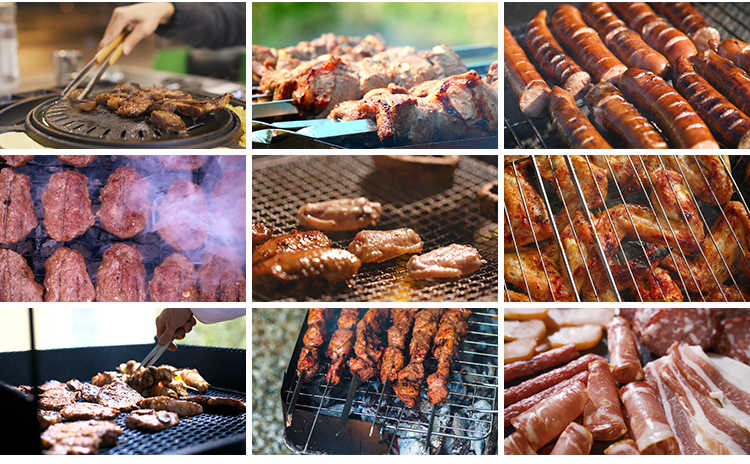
[155,2,246,49]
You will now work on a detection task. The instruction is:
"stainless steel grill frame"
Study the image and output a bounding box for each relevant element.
[504,2,750,149]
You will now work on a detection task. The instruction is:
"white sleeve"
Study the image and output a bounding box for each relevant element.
[191,308,246,324]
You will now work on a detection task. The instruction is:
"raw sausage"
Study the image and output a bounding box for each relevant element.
[583,359,628,441]
[585,82,668,149]
[717,38,750,74]
[549,86,612,149]
[581,2,670,80]
[504,371,589,427]
[672,56,750,149]
[714,316,750,365]
[632,309,719,357]
[504,343,579,382]
[650,2,720,51]
[606,316,644,383]
[618,68,719,149]
[691,49,750,117]
[550,4,626,83]
[525,10,590,99]
[610,2,697,63]
[504,26,551,118]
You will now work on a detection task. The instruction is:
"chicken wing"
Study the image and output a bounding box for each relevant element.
[504,160,553,248]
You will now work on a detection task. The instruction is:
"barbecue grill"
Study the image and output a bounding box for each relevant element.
[0,155,246,300]
[280,308,498,455]
[504,2,750,148]
[0,343,246,454]
[504,154,750,302]
[252,155,499,302]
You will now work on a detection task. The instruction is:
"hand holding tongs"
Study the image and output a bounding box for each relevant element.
[61,28,130,101]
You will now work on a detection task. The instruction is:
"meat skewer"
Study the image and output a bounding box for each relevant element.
[286,308,335,426]
[325,309,362,386]
[393,309,445,408]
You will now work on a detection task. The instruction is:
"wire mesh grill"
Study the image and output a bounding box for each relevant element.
[251,155,498,302]
[504,154,750,303]
[504,2,750,148]
[281,309,498,455]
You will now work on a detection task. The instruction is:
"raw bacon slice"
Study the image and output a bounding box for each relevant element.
[550,422,593,455]
[606,316,644,383]
[504,371,589,428]
[604,439,641,455]
[504,431,536,455]
[583,359,627,441]
[620,381,679,454]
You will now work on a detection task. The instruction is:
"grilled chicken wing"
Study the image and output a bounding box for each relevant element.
[348,228,423,263]
[251,229,331,265]
[297,197,382,231]
[253,248,361,290]
[658,154,733,206]
[406,244,482,279]
[504,160,553,248]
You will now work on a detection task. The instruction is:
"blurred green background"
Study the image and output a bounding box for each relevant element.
[252,2,498,49]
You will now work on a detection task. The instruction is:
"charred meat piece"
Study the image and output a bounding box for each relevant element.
[125,409,179,432]
[38,410,61,431]
[349,308,390,381]
[116,95,152,117]
[348,228,423,263]
[43,246,95,302]
[156,180,209,250]
[381,308,418,384]
[407,244,482,280]
[60,403,120,421]
[252,222,274,248]
[420,44,468,78]
[150,110,187,133]
[91,371,120,387]
[95,243,147,302]
[0,167,36,244]
[253,248,361,291]
[0,248,43,301]
[211,167,246,238]
[297,308,335,382]
[297,197,382,231]
[183,395,246,415]
[426,309,471,406]
[1,155,33,167]
[292,56,360,117]
[97,379,143,411]
[252,229,332,265]
[41,170,95,242]
[56,155,97,167]
[39,387,80,411]
[174,368,210,393]
[157,155,207,170]
[326,309,361,386]
[66,379,101,403]
[138,396,203,417]
[484,60,498,90]
[393,309,444,407]
[97,166,150,239]
[149,93,232,118]
[198,247,246,302]
[41,420,122,455]
[148,252,198,302]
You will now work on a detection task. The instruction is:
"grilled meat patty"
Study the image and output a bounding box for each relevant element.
[148,252,199,302]
[97,166,150,239]
[41,170,95,242]
[43,246,95,302]
[125,409,179,432]
[0,248,43,301]
[97,379,143,411]
[183,395,246,415]
[156,180,209,250]
[60,403,120,421]
[1,155,33,167]
[56,155,97,167]
[95,243,147,302]
[138,396,203,417]
[0,168,36,244]
[41,420,122,455]
[198,247,246,302]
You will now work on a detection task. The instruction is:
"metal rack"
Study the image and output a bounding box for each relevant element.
[504,155,750,302]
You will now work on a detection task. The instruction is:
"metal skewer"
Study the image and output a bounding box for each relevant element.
[285,374,305,427]
[425,404,438,454]
[336,372,361,436]
[369,379,389,437]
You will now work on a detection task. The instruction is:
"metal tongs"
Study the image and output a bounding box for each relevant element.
[136,340,170,371]
[61,29,130,101]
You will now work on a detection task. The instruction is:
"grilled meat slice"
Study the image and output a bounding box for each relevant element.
[39,387,80,411]
[253,248,361,291]
[252,230,332,265]
[125,409,179,432]
[156,180,209,250]
[252,222,273,248]
[41,420,122,455]
[407,244,482,279]
[66,379,101,403]
[149,93,232,118]
[292,56,360,117]
[148,252,199,302]
[150,110,187,133]
[97,166,150,239]
[0,248,43,301]
[174,368,209,393]
[38,410,61,431]
[0,168,36,244]
[420,44,468,78]
[97,379,143,411]
[60,403,120,421]
[197,247,246,302]
[138,396,203,417]
[183,395,246,415]
[95,243,147,302]
[157,155,207,170]
[1,155,33,167]
[43,246,95,302]
[56,155,96,167]
[116,95,151,117]
[91,371,120,387]
[41,170,95,242]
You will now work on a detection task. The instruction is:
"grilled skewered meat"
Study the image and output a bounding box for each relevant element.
[349,308,390,381]
[326,309,362,386]
[393,309,444,407]
[381,308,419,384]
[426,309,472,405]
[297,309,335,382]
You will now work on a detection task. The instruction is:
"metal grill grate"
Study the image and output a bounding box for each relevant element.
[504,2,750,148]
[252,155,498,302]
[280,309,498,455]
[504,154,750,302]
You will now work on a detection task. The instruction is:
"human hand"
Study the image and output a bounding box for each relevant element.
[99,2,175,56]
[156,308,197,351]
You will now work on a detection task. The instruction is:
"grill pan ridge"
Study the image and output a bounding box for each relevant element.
[252,155,499,302]
[280,309,498,455]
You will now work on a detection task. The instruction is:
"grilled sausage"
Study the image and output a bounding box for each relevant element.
[650,2,720,51]
[549,86,612,149]
[672,57,750,149]
[691,49,750,117]
[581,2,670,80]
[585,81,668,149]
[525,10,590,99]
[717,38,750,76]
[609,2,697,63]
[550,4,626,84]
[504,26,551,117]
[619,68,718,149]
